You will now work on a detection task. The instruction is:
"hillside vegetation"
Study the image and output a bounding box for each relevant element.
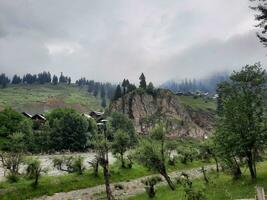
[0,84,101,114]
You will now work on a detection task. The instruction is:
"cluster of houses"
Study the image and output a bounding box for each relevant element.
[22,112,46,121]
[176,91,218,99]
[22,111,104,123]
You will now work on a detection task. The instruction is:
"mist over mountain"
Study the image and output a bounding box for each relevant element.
[160,72,229,93]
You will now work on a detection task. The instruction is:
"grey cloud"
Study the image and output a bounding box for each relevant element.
[0,0,266,84]
[155,31,267,83]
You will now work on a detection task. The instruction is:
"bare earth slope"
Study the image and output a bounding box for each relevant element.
[109,89,216,138]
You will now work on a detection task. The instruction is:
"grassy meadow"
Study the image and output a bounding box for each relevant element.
[129,161,267,200]
[177,95,216,111]
[0,84,101,114]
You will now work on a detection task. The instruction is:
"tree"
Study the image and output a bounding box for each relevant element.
[92,122,114,200]
[0,132,26,182]
[147,82,155,94]
[53,156,85,175]
[52,75,58,85]
[101,85,106,98]
[250,0,267,47]
[37,71,51,84]
[215,64,267,180]
[122,79,127,95]
[139,73,147,89]
[136,123,176,190]
[109,112,136,145]
[23,73,37,84]
[142,176,162,198]
[101,98,107,108]
[59,72,67,83]
[11,75,22,84]
[199,139,219,173]
[0,108,24,137]
[25,157,46,186]
[113,85,122,100]
[112,129,131,168]
[0,73,10,88]
[48,108,91,151]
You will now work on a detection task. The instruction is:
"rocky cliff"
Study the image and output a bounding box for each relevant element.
[108,89,215,138]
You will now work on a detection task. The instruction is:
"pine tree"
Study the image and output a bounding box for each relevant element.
[52,75,58,85]
[100,85,106,98]
[101,98,107,108]
[139,73,146,89]
[113,85,122,100]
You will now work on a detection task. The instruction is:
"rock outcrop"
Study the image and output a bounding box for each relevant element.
[108,89,215,138]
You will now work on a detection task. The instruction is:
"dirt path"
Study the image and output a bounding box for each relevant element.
[35,165,216,200]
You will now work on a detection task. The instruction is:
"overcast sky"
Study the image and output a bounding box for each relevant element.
[0,0,266,84]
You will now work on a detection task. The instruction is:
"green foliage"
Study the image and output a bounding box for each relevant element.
[177,145,198,165]
[0,84,101,114]
[0,151,23,182]
[177,96,216,111]
[113,85,122,100]
[215,64,267,179]
[48,108,91,151]
[139,73,147,89]
[146,82,155,95]
[109,112,137,145]
[24,157,46,186]
[52,75,58,85]
[136,123,176,190]
[112,129,132,168]
[7,132,26,152]
[0,108,24,137]
[142,176,162,198]
[53,156,85,175]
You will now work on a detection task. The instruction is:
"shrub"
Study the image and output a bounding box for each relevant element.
[0,151,23,182]
[176,172,206,200]
[53,155,85,175]
[142,176,162,198]
[24,157,46,186]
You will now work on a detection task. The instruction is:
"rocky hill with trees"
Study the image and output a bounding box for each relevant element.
[109,74,215,138]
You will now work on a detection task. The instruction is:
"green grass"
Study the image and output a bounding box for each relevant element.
[177,96,216,111]
[0,84,101,113]
[0,160,208,200]
[129,161,267,200]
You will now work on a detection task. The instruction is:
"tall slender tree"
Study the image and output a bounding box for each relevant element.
[215,64,267,180]
[139,73,147,89]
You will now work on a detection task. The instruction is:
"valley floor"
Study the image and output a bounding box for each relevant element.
[35,165,216,200]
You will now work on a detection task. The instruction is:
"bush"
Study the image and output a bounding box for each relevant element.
[176,172,206,200]
[24,157,46,186]
[0,151,23,181]
[6,173,19,183]
[53,156,85,175]
[142,176,162,198]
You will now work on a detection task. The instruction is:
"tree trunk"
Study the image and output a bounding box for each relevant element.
[94,160,99,177]
[161,171,175,191]
[214,156,219,173]
[34,173,39,186]
[120,152,125,168]
[103,162,113,200]
[247,152,257,180]
[201,166,209,184]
